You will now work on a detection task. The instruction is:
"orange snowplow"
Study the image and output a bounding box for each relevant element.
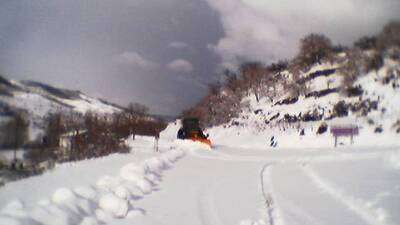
[190,137,212,147]
[177,118,212,148]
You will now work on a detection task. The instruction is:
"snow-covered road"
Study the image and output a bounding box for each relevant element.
[0,137,399,225]
[138,145,399,225]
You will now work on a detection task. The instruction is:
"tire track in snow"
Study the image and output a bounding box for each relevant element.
[197,184,224,225]
[270,191,323,225]
[301,165,391,225]
[189,147,396,225]
[259,163,285,225]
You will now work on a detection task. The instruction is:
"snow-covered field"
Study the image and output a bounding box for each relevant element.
[0,127,399,225]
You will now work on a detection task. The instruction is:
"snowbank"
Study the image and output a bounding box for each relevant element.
[208,123,400,149]
[0,148,185,225]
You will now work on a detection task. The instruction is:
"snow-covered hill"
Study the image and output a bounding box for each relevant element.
[0,76,122,139]
[206,56,400,149]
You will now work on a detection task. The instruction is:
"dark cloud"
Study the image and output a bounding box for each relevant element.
[0,0,223,115]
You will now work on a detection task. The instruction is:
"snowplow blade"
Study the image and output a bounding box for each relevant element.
[190,138,212,149]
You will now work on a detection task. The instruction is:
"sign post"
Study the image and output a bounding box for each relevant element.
[330,126,359,147]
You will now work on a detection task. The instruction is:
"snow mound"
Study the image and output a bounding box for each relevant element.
[114,186,130,199]
[52,188,77,205]
[144,158,165,174]
[96,176,121,191]
[0,149,186,225]
[119,164,146,182]
[98,194,128,218]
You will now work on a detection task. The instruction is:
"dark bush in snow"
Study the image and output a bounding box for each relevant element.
[231,121,240,126]
[333,101,349,117]
[254,109,263,115]
[374,126,383,133]
[367,119,375,125]
[302,110,323,122]
[317,123,328,134]
[269,113,280,121]
[349,99,379,116]
[298,69,336,85]
[392,120,400,133]
[284,114,298,123]
[305,88,339,98]
[274,96,299,106]
[345,86,364,97]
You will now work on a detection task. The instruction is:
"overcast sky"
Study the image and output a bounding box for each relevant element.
[0,0,399,115]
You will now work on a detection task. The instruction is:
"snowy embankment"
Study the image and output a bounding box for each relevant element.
[0,136,185,225]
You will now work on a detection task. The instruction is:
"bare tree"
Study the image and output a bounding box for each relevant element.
[364,51,384,73]
[208,82,222,95]
[339,50,363,90]
[288,80,310,98]
[224,69,246,95]
[126,103,149,119]
[6,113,29,163]
[297,33,333,68]
[354,36,377,50]
[268,60,288,74]
[260,69,279,102]
[377,21,400,50]
[240,62,265,102]
[44,112,66,148]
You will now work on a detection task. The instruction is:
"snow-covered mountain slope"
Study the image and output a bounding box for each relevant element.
[0,78,121,117]
[206,57,400,149]
[0,76,122,138]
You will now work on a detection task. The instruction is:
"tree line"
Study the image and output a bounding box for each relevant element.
[1,102,166,170]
